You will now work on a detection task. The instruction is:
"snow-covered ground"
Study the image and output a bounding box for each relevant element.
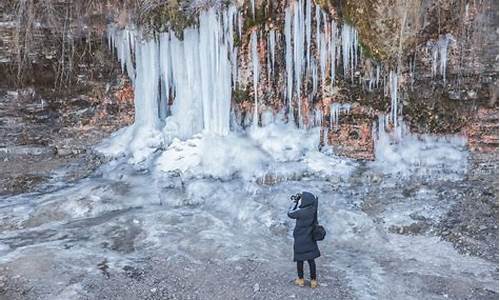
[0,130,497,299]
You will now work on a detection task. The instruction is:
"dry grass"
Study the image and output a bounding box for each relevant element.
[5,0,231,88]
[6,0,108,88]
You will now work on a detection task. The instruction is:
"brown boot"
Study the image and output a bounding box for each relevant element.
[310,279,318,288]
[294,278,305,287]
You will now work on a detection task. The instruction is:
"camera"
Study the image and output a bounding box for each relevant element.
[290,193,301,203]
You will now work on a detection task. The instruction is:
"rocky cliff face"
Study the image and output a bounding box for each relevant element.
[1,0,498,161]
[0,1,134,195]
[339,0,499,155]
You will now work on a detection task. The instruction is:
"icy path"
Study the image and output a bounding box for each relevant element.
[0,158,497,299]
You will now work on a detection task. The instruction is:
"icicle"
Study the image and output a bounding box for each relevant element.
[322,127,329,146]
[431,45,438,78]
[107,26,136,84]
[368,67,375,92]
[238,12,243,38]
[251,31,260,127]
[107,25,113,51]
[329,103,351,129]
[232,47,239,90]
[374,114,389,155]
[311,58,318,96]
[330,21,337,86]
[389,71,399,129]
[305,0,312,74]
[268,29,276,79]
[167,29,201,139]
[409,54,416,91]
[353,29,358,71]
[224,6,238,90]
[250,0,255,19]
[319,30,328,86]
[376,65,380,88]
[293,0,305,126]
[431,34,454,83]
[341,24,358,80]
[156,7,235,138]
[382,71,386,97]
[284,7,294,117]
[315,4,321,59]
[133,38,160,129]
[284,1,360,124]
[438,34,452,83]
[313,107,323,127]
[125,30,136,83]
[159,32,171,119]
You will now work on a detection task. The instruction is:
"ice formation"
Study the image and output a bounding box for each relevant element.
[283,0,358,125]
[292,0,305,126]
[341,24,358,81]
[251,30,260,126]
[108,25,136,84]
[250,0,255,19]
[101,7,237,161]
[267,29,276,78]
[376,65,380,88]
[101,5,355,178]
[430,34,455,82]
[284,7,294,116]
[305,0,312,75]
[330,20,338,85]
[312,107,323,127]
[371,115,467,178]
[101,4,467,181]
[329,103,351,129]
[154,120,356,180]
[134,39,160,131]
[389,70,399,131]
[367,63,376,92]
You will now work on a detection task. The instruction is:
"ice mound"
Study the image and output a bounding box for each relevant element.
[154,121,357,181]
[154,132,268,180]
[96,124,164,164]
[370,116,468,178]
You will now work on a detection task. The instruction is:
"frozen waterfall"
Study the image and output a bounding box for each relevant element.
[101,7,237,161]
[100,3,466,180]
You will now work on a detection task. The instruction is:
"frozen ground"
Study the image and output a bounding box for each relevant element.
[0,136,498,299]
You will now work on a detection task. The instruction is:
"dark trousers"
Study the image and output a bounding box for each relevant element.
[297,259,316,280]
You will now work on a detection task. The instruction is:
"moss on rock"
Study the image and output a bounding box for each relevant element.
[137,1,197,37]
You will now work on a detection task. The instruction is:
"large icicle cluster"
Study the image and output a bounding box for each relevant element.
[101,2,466,177]
[101,7,239,161]
[282,0,358,127]
[163,7,237,138]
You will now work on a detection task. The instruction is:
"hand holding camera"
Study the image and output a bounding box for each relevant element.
[290,193,302,203]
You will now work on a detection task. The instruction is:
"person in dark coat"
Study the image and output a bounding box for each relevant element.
[287,191,320,288]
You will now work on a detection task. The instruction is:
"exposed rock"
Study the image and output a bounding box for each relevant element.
[0,66,133,195]
[463,107,499,153]
[325,104,375,160]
